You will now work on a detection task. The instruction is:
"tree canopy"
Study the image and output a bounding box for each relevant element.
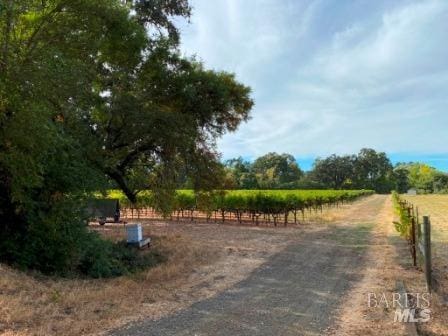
[310,154,355,189]
[222,149,448,194]
[223,153,304,189]
[0,0,253,274]
[393,162,448,194]
[252,153,304,188]
[309,149,394,193]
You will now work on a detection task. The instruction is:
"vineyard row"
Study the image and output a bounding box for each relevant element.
[106,189,374,226]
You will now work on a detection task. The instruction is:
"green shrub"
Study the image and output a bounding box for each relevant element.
[392,191,411,239]
[80,238,164,278]
[11,198,164,278]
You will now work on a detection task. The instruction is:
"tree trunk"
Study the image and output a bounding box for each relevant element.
[106,170,137,204]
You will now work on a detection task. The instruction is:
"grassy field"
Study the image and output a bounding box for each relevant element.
[402,194,448,285]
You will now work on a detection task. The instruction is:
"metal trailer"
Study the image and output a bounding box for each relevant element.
[87,199,121,225]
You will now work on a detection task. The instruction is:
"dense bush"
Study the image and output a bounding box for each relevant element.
[4,199,164,278]
[79,238,164,279]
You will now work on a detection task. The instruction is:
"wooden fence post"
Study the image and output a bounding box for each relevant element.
[409,207,417,267]
[423,216,432,292]
[416,207,420,236]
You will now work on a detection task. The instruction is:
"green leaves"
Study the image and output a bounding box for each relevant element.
[252,153,303,188]
[392,191,412,240]
[107,189,374,217]
[225,153,304,189]
[84,42,253,204]
[0,0,253,274]
[311,148,394,193]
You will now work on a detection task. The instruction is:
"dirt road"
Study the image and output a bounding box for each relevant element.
[111,195,391,336]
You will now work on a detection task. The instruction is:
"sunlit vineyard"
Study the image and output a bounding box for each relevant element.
[104,189,374,226]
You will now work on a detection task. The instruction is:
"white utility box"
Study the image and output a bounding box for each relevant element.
[126,224,142,243]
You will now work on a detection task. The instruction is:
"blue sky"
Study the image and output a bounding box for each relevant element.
[176,0,448,171]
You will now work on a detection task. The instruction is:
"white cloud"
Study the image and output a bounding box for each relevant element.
[178,0,448,159]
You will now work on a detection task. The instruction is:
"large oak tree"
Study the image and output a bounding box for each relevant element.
[0,0,253,270]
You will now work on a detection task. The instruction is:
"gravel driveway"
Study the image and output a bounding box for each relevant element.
[111,196,384,336]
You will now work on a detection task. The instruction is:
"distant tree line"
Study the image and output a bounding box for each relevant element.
[220,149,448,194]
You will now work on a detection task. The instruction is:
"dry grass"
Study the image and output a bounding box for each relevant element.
[401,194,448,292]
[0,233,217,336]
[0,199,371,336]
[402,194,448,272]
[0,217,307,336]
[328,195,448,336]
[401,194,448,335]
[327,195,408,335]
